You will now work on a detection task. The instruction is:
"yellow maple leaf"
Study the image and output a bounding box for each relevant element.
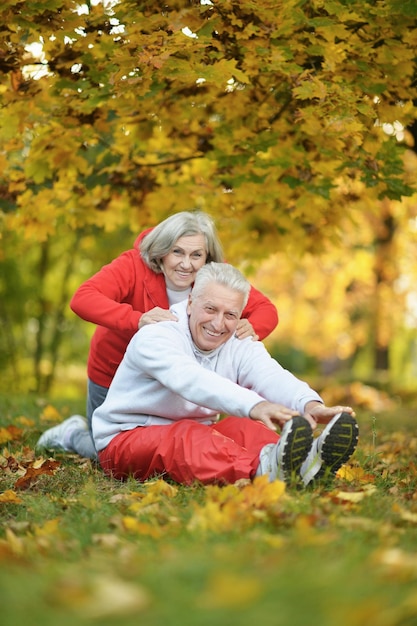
[0,490,23,504]
[15,416,36,428]
[33,518,61,537]
[333,485,377,503]
[122,516,162,538]
[337,465,375,483]
[188,476,286,533]
[245,475,286,506]
[2,528,25,556]
[145,479,178,498]
[187,500,231,533]
[0,428,13,445]
[39,404,62,424]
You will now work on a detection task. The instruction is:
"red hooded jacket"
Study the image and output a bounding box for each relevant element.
[70,230,279,388]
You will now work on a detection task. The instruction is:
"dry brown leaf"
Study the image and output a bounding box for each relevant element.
[14,458,60,490]
[0,425,22,444]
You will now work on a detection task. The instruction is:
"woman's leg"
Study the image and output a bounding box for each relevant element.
[36,379,109,460]
[70,429,97,459]
[86,379,109,431]
[66,378,108,459]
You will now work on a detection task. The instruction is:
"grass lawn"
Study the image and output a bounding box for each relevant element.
[1,393,417,626]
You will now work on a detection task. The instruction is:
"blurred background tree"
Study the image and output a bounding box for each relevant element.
[0,0,416,398]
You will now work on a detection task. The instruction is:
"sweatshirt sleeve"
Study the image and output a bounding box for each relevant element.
[70,250,143,332]
[241,284,278,340]
[235,340,323,415]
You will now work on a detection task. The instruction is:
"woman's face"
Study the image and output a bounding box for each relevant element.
[161,234,207,291]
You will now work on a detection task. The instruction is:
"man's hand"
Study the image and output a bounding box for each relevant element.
[249,401,300,431]
[139,307,178,329]
[235,318,259,341]
[304,401,356,429]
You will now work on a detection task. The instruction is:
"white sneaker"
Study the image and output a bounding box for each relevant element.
[300,412,359,486]
[257,416,313,483]
[36,415,88,451]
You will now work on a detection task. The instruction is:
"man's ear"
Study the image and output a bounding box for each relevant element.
[186,294,192,315]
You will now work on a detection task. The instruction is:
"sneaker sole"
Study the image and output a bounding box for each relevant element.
[278,416,313,482]
[315,412,359,479]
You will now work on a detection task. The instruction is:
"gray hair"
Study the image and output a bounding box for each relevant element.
[140,211,224,273]
[191,262,250,310]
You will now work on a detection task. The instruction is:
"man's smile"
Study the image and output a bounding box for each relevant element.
[203,326,223,338]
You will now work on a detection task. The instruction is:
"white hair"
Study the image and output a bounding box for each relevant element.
[140,211,224,272]
[191,262,250,309]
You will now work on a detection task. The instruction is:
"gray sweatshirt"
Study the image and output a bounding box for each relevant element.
[92,300,322,451]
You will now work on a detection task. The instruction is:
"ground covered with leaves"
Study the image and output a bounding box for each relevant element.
[1,394,417,626]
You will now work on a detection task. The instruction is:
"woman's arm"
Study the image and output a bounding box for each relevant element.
[240,284,278,340]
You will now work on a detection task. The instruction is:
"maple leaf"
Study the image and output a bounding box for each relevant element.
[337,464,375,483]
[121,516,163,538]
[0,489,23,504]
[14,458,61,490]
[331,484,377,504]
[0,528,25,559]
[15,416,36,428]
[39,404,62,424]
[188,476,286,533]
[144,479,178,498]
[0,425,23,445]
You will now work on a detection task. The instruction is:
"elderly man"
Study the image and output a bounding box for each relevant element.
[92,263,358,486]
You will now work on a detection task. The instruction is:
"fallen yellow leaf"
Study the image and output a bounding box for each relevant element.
[15,415,36,427]
[122,516,162,538]
[0,427,13,444]
[337,464,375,483]
[33,518,61,537]
[0,490,23,504]
[40,404,62,424]
[333,484,377,503]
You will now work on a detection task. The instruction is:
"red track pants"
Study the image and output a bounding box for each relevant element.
[98,416,279,485]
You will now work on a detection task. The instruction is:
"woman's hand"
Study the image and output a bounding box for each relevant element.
[139,307,178,329]
[235,318,259,341]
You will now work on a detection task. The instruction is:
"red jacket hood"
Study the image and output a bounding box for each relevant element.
[134,228,153,251]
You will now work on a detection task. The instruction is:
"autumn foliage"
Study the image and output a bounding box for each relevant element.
[1,0,417,255]
[1,2,417,393]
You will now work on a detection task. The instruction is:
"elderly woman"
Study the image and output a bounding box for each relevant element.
[37,211,278,458]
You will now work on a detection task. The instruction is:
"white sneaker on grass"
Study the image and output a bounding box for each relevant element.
[257,416,313,483]
[36,415,88,451]
[300,412,359,486]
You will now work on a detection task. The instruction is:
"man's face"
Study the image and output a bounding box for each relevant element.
[187,282,244,351]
